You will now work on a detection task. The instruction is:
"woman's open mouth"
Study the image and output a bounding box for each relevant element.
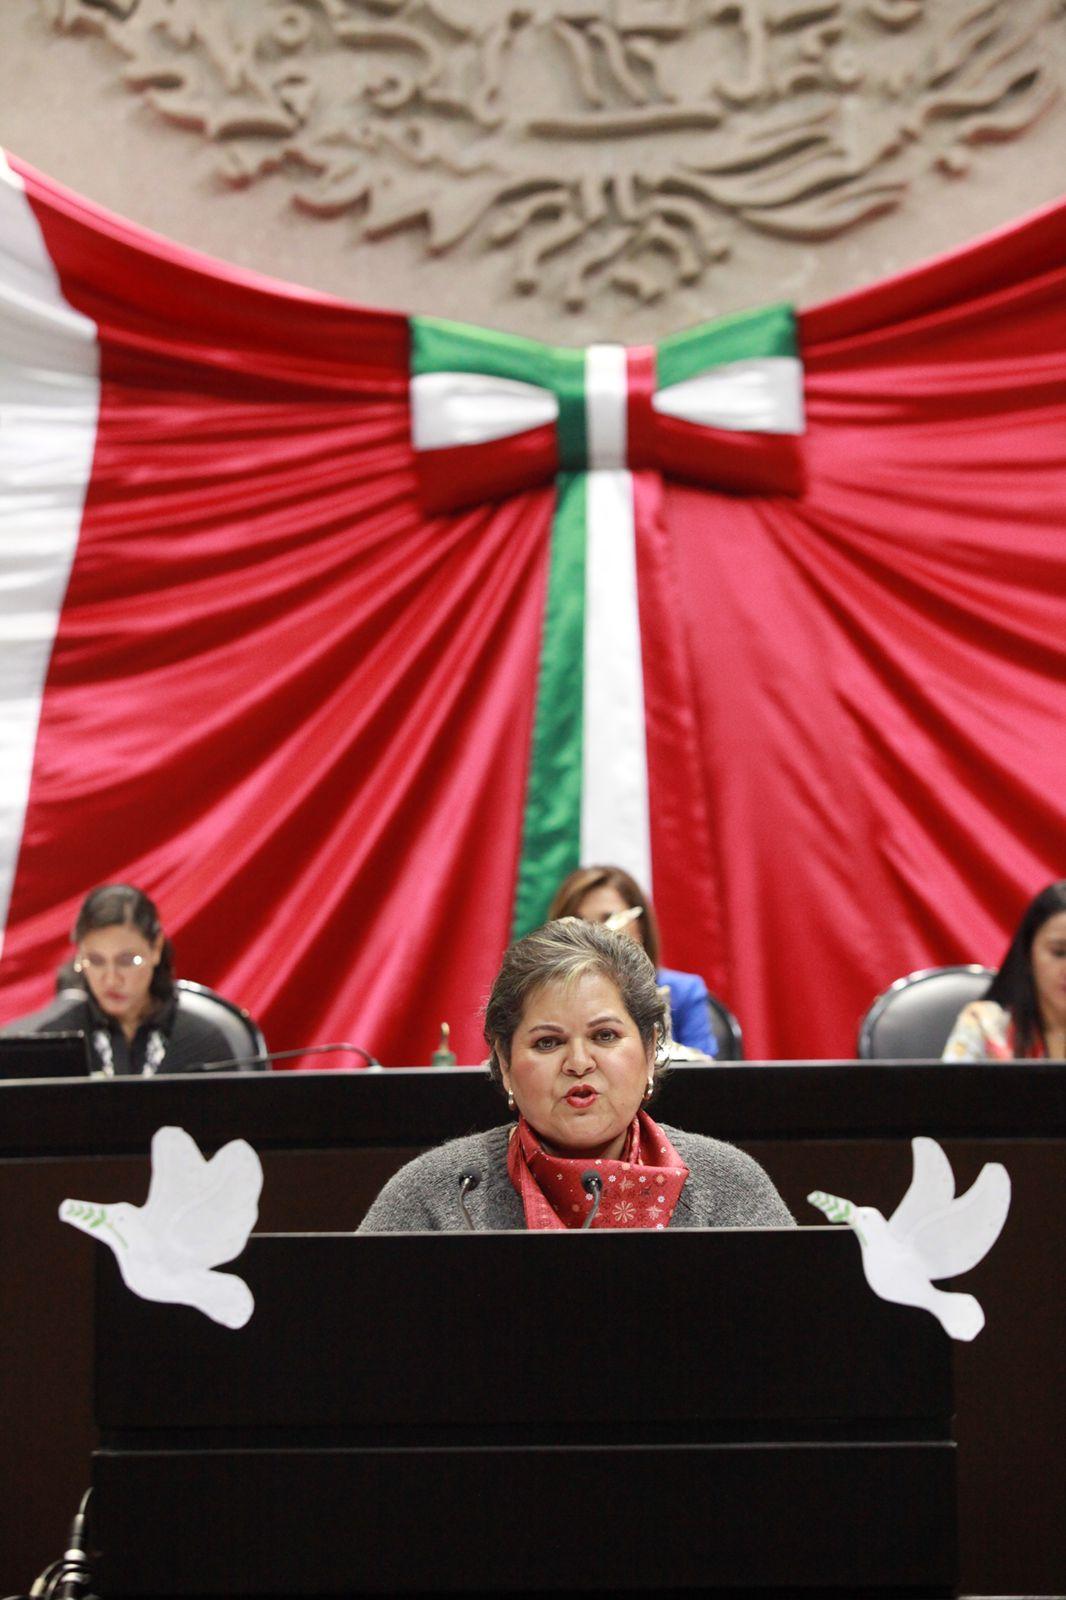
[565,1086,599,1108]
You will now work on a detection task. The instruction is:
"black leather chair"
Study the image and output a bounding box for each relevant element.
[707,992,744,1061]
[857,964,995,1060]
[666,992,744,1062]
[174,979,267,1068]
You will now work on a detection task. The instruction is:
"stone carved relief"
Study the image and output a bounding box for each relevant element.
[39,0,1064,309]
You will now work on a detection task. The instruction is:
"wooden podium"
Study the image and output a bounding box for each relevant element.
[92,1228,955,1596]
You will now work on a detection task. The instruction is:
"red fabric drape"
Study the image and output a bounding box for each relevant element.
[1,157,1063,1062]
[653,202,1066,1057]
[0,158,550,1064]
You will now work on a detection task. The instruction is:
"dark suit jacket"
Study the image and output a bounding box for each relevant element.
[2,988,232,1075]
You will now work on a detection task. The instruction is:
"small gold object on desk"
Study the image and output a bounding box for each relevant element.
[430,1022,458,1068]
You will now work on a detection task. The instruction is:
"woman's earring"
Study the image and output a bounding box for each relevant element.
[643,1075,655,1101]
[507,1090,516,1112]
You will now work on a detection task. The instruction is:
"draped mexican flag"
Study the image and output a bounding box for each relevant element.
[2,146,1065,1064]
[408,309,805,936]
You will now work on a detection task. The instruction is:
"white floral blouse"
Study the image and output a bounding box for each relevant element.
[941,1000,1040,1061]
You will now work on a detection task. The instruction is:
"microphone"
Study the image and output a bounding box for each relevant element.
[457,1168,481,1230]
[194,1042,382,1072]
[50,1488,92,1600]
[581,1171,603,1230]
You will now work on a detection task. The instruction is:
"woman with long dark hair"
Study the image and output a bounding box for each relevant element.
[4,884,234,1075]
[942,881,1066,1060]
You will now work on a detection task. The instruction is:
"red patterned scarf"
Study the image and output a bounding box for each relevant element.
[507,1111,690,1230]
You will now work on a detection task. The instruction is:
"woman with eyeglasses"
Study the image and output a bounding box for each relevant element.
[4,884,233,1075]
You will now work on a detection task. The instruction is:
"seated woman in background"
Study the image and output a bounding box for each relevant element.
[547,864,720,1057]
[942,880,1066,1060]
[359,919,791,1232]
[3,884,234,1075]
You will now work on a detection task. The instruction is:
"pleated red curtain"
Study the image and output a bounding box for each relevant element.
[1,157,1063,1062]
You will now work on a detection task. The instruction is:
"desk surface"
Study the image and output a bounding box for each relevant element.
[1,1059,1064,1157]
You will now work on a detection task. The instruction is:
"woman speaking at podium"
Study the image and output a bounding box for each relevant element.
[360,919,792,1232]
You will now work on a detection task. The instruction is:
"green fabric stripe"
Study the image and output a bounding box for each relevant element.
[411,314,556,390]
[551,347,588,470]
[511,473,586,940]
[657,303,797,390]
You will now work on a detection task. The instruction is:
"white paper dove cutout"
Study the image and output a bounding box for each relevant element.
[60,1125,263,1329]
[808,1137,1011,1341]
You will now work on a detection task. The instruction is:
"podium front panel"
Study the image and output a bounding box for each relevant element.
[95,1440,953,1595]
[92,1230,955,1595]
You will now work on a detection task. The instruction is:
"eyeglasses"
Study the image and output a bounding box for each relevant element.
[74,951,148,973]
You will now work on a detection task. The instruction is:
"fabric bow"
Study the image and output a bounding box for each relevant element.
[410,303,805,512]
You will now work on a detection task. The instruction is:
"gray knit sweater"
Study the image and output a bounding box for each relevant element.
[358,1123,794,1232]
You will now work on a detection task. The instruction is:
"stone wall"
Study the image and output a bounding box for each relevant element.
[2,0,1065,339]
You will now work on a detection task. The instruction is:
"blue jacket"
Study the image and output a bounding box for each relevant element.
[658,966,718,1057]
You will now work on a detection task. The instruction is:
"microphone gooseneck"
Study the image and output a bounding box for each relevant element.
[196,1041,381,1072]
[48,1487,93,1600]
[580,1171,603,1230]
[457,1169,481,1231]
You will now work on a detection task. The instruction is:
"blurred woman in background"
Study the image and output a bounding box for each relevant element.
[942,880,1066,1060]
[548,864,720,1058]
[3,883,233,1075]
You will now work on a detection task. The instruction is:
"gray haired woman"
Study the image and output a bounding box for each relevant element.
[359,920,792,1233]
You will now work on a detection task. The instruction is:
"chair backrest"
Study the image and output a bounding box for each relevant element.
[174,979,267,1069]
[707,991,744,1062]
[857,964,996,1061]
